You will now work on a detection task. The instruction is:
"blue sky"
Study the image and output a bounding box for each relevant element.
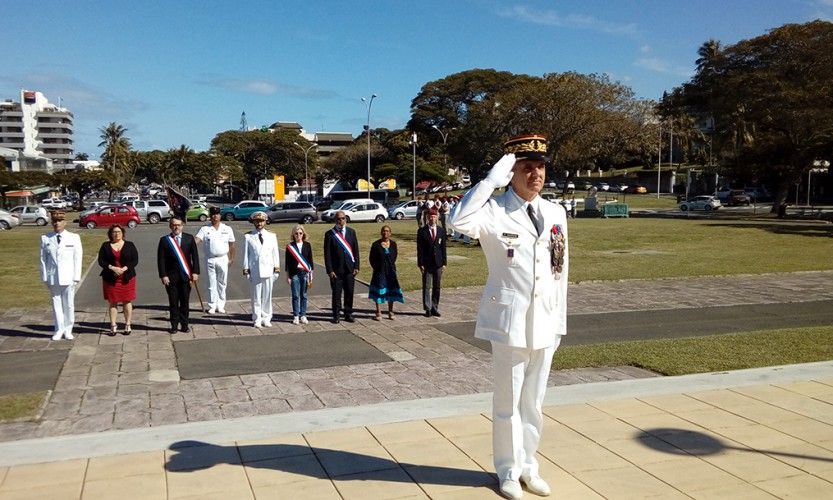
[2,0,831,157]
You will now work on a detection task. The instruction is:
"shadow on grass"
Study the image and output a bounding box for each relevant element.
[638,428,833,463]
[165,440,496,489]
[709,222,833,238]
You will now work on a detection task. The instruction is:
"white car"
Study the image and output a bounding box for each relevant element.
[9,205,49,225]
[343,202,388,223]
[0,209,21,230]
[41,197,68,209]
[321,198,373,222]
[679,195,722,211]
[388,200,420,220]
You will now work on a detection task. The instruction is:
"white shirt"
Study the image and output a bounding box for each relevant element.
[196,223,236,258]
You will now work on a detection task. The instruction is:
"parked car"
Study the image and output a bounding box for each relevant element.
[727,189,752,206]
[627,185,648,194]
[0,209,21,230]
[744,187,771,201]
[388,200,420,220]
[79,205,141,229]
[124,199,171,223]
[321,199,374,222]
[266,201,318,224]
[220,200,269,221]
[342,202,388,223]
[594,182,610,191]
[679,195,721,211]
[40,197,68,209]
[9,205,49,225]
[186,203,210,222]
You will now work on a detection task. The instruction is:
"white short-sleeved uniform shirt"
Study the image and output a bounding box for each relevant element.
[196,223,236,258]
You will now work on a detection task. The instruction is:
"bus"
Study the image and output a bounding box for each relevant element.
[329,189,400,207]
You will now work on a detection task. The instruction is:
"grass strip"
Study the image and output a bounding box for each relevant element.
[552,326,833,376]
[0,391,49,422]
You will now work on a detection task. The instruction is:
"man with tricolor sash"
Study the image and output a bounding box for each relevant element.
[157,217,200,334]
[323,210,360,323]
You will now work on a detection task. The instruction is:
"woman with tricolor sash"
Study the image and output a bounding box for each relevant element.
[285,224,314,325]
[368,225,405,320]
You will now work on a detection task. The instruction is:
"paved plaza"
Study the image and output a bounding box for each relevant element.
[0,271,832,498]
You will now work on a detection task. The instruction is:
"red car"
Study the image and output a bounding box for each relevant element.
[79,205,140,229]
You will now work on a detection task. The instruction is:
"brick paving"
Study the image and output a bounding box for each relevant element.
[1,270,832,443]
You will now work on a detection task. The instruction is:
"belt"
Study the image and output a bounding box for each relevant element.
[207,253,228,259]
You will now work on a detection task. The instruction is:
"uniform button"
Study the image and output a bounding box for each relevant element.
[534,293,539,298]
[535,276,540,280]
[491,296,496,301]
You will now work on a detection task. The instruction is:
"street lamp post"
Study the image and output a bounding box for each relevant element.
[361,94,377,195]
[293,142,316,202]
[409,132,417,198]
[657,123,662,199]
[431,125,454,171]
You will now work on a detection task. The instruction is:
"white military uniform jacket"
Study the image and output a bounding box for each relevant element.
[243,229,280,280]
[448,182,568,349]
[40,230,83,286]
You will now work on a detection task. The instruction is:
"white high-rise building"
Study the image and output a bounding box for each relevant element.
[0,90,74,172]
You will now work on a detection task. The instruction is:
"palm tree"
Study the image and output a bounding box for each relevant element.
[696,39,723,76]
[98,122,133,197]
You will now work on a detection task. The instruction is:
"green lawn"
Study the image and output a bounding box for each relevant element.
[552,326,833,375]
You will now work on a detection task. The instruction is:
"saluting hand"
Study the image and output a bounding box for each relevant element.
[485,153,516,188]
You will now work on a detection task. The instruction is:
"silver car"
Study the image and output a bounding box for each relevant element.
[0,209,21,230]
[9,205,49,226]
[679,195,722,211]
[388,200,420,220]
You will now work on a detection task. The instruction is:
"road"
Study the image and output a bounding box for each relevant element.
[74,221,366,309]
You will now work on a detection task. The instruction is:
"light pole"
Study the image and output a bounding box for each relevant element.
[431,125,454,171]
[409,132,417,198]
[656,123,662,199]
[293,142,316,202]
[361,94,377,195]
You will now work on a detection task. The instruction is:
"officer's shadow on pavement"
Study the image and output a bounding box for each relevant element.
[165,440,496,489]
[638,428,833,463]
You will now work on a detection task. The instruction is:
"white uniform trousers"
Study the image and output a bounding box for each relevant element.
[205,255,229,311]
[49,283,76,338]
[491,338,560,482]
[250,277,274,323]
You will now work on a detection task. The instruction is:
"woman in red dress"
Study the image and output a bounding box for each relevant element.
[98,224,139,335]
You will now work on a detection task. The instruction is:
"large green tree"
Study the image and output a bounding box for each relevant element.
[98,122,135,197]
[666,20,833,208]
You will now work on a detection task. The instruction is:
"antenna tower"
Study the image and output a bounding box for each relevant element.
[240,111,248,131]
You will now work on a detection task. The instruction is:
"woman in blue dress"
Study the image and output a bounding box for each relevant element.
[368,225,405,320]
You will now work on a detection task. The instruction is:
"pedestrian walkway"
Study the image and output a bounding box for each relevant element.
[1,271,832,443]
[0,362,831,499]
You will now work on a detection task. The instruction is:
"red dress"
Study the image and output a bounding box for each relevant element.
[102,248,136,303]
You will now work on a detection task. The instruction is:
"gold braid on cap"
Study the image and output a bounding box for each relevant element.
[503,135,548,155]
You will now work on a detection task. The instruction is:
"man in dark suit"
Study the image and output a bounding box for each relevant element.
[157,217,200,333]
[417,208,447,317]
[323,210,360,323]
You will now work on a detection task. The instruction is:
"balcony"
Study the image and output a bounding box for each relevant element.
[37,132,73,140]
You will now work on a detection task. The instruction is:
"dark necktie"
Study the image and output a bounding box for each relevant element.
[56,234,61,244]
[527,204,542,236]
[259,233,264,245]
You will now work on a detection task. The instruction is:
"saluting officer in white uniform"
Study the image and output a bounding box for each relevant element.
[448,135,568,500]
[195,206,236,314]
[39,210,83,341]
[243,211,280,328]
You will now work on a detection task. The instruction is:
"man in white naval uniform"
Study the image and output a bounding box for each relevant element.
[448,135,568,499]
[39,210,84,341]
[242,211,280,328]
[195,206,236,314]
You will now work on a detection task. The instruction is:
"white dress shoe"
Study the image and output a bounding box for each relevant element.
[499,479,523,499]
[300,316,308,324]
[63,332,74,340]
[207,308,216,314]
[51,332,62,341]
[262,321,272,328]
[253,321,262,329]
[218,308,226,314]
[292,316,299,325]
[521,475,550,496]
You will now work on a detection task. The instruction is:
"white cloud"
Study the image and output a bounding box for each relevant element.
[498,5,639,36]
[634,57,693,78]
[640,44,652,54]
[199,77,341,100]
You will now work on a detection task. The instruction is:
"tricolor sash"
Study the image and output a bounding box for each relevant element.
[332,229,355,263]
[287,242,312,273]
[166,235,192,279]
